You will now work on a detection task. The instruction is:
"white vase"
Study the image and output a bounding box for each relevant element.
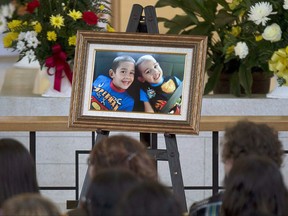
[0,56,41,96]
[41,67,72,97]
[266,84,288,99]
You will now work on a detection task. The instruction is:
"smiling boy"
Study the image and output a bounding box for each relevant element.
[91,55,135,111]
[136,55,182,114]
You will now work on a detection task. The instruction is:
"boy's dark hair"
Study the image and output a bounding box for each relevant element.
[221,120,284,167]
[135,54,157,77]
[111,55,135,72]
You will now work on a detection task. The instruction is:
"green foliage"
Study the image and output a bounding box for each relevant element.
[156,0,288,96]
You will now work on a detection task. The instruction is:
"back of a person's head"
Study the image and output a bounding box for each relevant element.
[84,168,140,216]
[221,120,284,167]
[116,180,184,216]
[0,138,39,207]
[89,134,157,181]
[222,155,288,216]
[2,193,61,216]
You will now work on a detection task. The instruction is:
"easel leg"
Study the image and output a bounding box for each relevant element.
[77,130,110,206]
[164,133,187,212]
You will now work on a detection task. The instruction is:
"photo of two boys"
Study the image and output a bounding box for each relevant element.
[90,51,185,115]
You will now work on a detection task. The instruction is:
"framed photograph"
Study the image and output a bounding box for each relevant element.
[69,31,207,134]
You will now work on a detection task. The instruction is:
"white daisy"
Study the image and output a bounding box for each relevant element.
[284,0,288,9]
[234,42,249,59]
[25,49,36,61]
[18,32,26,41]
[248,2,276,26]
[24,31,38,42]
[16,41,26,52]
[26,36,40,48]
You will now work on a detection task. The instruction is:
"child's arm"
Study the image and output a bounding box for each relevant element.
[143,101,154,113]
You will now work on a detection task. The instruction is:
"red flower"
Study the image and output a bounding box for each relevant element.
[26,0,40,13]
[82,11,98,25]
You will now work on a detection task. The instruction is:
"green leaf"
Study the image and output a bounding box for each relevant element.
[204,62,224,94]
[238,64,252,96]
[215,10,237,28]
[214,0,231,10]
[185,21,214,36]
[230,72,241,96]
[160,14,199,34]
[155,0,184,8]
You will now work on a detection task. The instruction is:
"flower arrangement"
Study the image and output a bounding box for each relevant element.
[2,0,113,91]
[155,0,288,96]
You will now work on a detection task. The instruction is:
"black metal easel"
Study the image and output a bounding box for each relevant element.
[78,4,187,212]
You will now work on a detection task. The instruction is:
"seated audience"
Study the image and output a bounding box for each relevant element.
[2,193,61,216]
[83,168,140,216]
[0,138,39,207]
[221,155,288,216]
[67,134,158,215]
[189,120,284,216]
[116,180,184,216]
[88,134,157,181]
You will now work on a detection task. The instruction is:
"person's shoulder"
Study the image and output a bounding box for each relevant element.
[189,192,223,216]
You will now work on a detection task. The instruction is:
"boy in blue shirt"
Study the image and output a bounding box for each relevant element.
[136,55,182,114]
[91,55,135,111]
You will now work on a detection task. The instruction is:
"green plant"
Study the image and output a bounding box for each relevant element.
[155,0,288,96]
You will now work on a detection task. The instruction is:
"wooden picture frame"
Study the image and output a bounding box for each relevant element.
[69,31,207,134]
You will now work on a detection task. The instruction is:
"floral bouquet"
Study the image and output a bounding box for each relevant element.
[2,0,113,92]
[156,0,288,96]
[222,0,288,90]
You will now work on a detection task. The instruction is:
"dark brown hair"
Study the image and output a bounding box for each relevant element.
[0,138,39,207]
[85,168,140,216]
[116,180,184,216]
[222,155,288,216]
[221,120,284,167]
[89,135,157,181]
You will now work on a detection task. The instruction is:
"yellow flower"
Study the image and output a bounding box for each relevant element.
[231,26,241,37]
[3,32,19,48]
[225,45,235,58]
[7,20,22,31]
[269,47,288,85]
[68,35,77,46]
[68,9,82,21]
[33,22,42,33]
[99,4,105,11]
[50,14,65,29]
[228,0,242,10]
[255,34,263,41]
[47,31,57,41]
[107,24,115,32]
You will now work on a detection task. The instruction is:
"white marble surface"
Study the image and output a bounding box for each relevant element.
[0,94,287,116]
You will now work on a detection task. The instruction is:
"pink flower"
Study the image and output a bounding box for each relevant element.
[26,0,40,14]
[82,11,98,25]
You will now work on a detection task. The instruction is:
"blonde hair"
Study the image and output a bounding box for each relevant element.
[2,193,61,216]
